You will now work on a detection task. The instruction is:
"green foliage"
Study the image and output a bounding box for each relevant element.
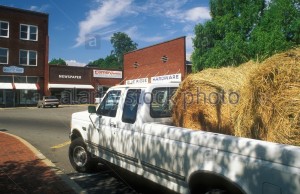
[86,55,121,69]
[192,0,300,71]
[49,58,67,66]
[87,32,137,69]
[110,32,138,65]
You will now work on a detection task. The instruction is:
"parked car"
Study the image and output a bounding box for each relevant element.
[37,96,59,108]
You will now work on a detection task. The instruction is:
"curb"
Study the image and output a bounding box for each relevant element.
[2,132,87,194]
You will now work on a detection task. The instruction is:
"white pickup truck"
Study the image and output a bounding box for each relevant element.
[69,83,300,194]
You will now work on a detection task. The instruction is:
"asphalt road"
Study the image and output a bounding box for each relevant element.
[0,106,176,194]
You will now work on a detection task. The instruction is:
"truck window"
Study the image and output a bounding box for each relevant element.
[150,87,177,118]
[122,89,141,124]
[97,90,121,117]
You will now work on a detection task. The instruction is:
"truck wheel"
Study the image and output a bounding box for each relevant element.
[69,137,98,173]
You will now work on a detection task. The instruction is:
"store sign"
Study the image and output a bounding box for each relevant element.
[59,75,82,79]
[3,66,24,74]
[126,78,148,85]
[151,73,181,83]
[93,70,122,78]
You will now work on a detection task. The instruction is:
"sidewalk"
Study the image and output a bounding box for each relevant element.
[0,132,83,194]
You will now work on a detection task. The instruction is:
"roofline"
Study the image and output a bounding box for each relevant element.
[124,36,186,55]
[0,5,49,17]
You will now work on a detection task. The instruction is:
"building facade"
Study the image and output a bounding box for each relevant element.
[48,65,122,104]
[0,6,190,107]
[0,5,49,107]
[123,36,191,85]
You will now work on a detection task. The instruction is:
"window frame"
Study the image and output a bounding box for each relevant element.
[0,47,9,64]
[20,24,38,41]
[19,49,37,66]
[0,21,9,38]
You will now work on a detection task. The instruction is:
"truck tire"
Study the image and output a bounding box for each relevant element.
[69,137,98,173]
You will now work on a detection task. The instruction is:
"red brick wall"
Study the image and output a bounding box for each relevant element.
[123,37,186,83]
[0,6,48,77]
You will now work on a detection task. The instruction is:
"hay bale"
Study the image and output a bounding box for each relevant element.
[234,48,300,146]
[172,61,258,135]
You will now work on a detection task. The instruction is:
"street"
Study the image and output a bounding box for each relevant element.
[0,106,175,194]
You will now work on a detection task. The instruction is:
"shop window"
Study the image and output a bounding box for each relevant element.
[20,24,38,41]
[122,89,141,124]
[19,90,39,105]
[19,50,37,66]
[0,76,13,83]
[0,21,9,38]
[14,76,26,83]
[0,90,3,105]
[0,47,8,64]
[27,77,38,83]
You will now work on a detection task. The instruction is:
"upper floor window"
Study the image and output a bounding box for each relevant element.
[20,24,38,41]
[0,21,9,38]
[0,48,8,64]
[19,50,37,66]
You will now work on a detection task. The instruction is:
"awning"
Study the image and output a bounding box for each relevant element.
[0,83,13,89]
[48,84,94,89]
[14,83,39,90]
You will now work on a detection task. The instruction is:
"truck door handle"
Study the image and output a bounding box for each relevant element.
[110,123,117,128]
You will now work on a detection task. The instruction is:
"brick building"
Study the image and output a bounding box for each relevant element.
[48,65,121,104]
[0,6,191,107]
[123,36,191,84]
[0,5,49,107]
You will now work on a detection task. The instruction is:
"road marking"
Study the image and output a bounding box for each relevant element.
[51,141,71,149]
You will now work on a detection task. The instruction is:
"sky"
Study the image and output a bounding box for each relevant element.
[0,0,211,66]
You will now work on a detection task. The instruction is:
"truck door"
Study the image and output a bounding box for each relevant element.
[90,90,122,156]
[111,89,141,162]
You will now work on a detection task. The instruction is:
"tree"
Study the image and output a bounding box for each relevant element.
[192,0,300,71]
[110,32,138,66]
[49,58,67,66]
[249,0,300,60]
[86,55,121,70]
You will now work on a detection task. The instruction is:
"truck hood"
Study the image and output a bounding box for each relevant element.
[72,110,90,121]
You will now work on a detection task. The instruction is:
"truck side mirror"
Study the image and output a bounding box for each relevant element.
[88,106,96,114]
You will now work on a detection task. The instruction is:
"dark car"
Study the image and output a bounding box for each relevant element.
[37,96,60,108]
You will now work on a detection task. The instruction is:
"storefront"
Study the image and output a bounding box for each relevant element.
[0,69,42,107]
[48,66,122,104]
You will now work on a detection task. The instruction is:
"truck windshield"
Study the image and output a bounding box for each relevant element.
[150,87,177,118]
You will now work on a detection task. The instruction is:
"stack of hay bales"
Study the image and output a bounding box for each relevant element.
[172,48,300,146]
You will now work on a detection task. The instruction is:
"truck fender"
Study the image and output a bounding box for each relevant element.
[187,169,246,194]
[70,129,83,141]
